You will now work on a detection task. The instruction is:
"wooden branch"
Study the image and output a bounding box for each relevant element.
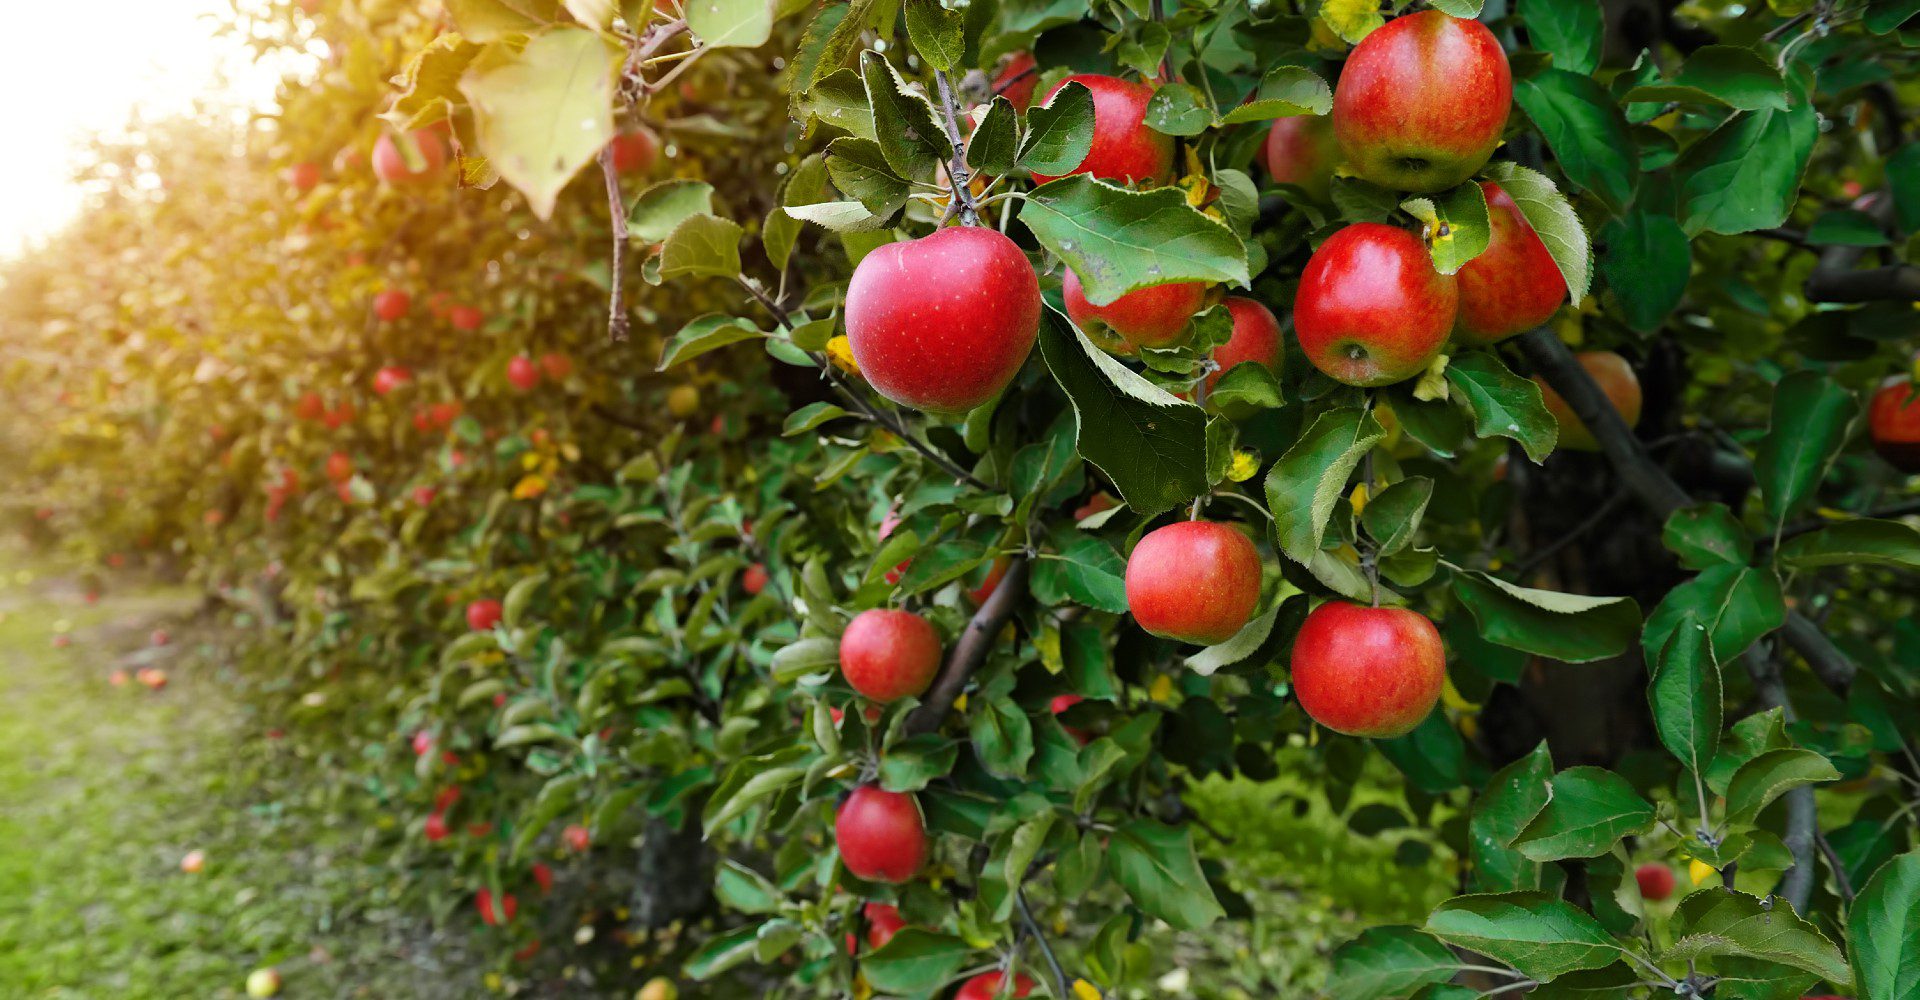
[905,557,1030,735]
[598,147,631,344]
[1804,264,1920,303]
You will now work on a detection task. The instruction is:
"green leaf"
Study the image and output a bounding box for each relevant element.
[1424,893,1622,981]
[1106,820,1226,931]
[1521,0,1603,75]
[1754,371,1858,530]
[1511,766,1655,861]
[895,541,989,596]
[1031,536,1129,613]
[1184,599,1287,677]
[1642,563,1786,665]
[1210,362,1285,415]
[860,51,945,179]
[459,26,622,219]
[1018,81,1095,175]
[1849,851,1920,1000]
[771,636,838,681]
[1427,0,1485,14]
[1003,813,1055,888]
[1143,83,1214,137]
[1675,70,1817,236]
[901,0,963,71]
[1623,45,1789,112]
[1021,176,1249,307]
[1706,708,1791,796]
[862,929,972,993]
[1446,351,1559,462]
[1648,617,1722,778]
[1868,0,1920,33]
[713,860,781,914]
[1598,210,1691,333]
[446,0,560,42]
[1805,208,1891,247]
[1724,748,1839,825]
[1470,743,1553,892]
[1512,69,1638,213]
[967,97,1020,176]
[1217,65,1333,125]
[1402,182,1490,276]
[1450,571,1641,663]
[783,200,888,232]
[658,314,762,370]
[684,925,760,980]
[627,179,718,242]
[1778,518,1920,571]
[1326,926,1460,1000]
[783,401,849,435]
[1662,503,1751,570]
[825,136,908,218]
[1483,162,1593,303]
[877,734,959,792]
[1361,477,1434,557]
[1036,308,1208,517]
[1378,711,1468,792]
[659,214,745,279]
[1667,889,1852,987]
[1889,143,1920,233]
[800,68,873,140]
[970,695,1034,778]
[686,0,774,48]
[1265,406,1384,567]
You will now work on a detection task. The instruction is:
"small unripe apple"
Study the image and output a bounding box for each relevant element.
[637,977,678,1000]
[506,355,540,392]
[475,888,517,925]
[1453,182,1567,345]
[742,563,769,596]
[539,352,573,380]
[373,289,411,322]
[845,226,1040,413]
[180,849,206,873]
[1332,11,1511,193]
[991,52,1039,111]
[1210,297,1285,389]
[245,968,281,998]
[1532,351,1641,452]
[1290,600,1445,738]
[467,599,503,631]
[1635,863,1676,902]
[286,162,321,193]
[835,785,928,884]
[373,365,412,396]
[667,385,700,417]
[1032,75,1174,185]
[839,609,942,703]
[1063,268,1208,351]
[1869,377,1920,473]
[563,823,591,853]
[372,130,448,185]
[955,971,1036,1000]
[607,127,659,174]
[1263,115,1340,201]
[1125,521,1262,645]
[1294,222,1456,386]
[448,305,484,331]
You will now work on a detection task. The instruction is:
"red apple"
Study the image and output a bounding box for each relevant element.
[1263,115,1340,200]
[1290,600,1445,738]
[742,563,769,596]
[1209,297,1285,389]
[467,599,503,631]
[835,785,927,884]
[295,392,326,422]
[435,786,462,812]
[966,556,1010,606]
[424,812,450,841]
[448,305,484,331]
[372,130,448,185]
[862,902,907,949]
[412,730,435,756]
[839,609,941,703]
[286,161,322,193]
[1063,268,1208,351]
[1051,694,1091,744]
[532,862,553,894]
[563,824,591,853]
[1453,181,1566,345]
[1869,377,1920,473]
[506,355,541,392]
[1073,492,1117,521]
[1294,222,1456,386]
[475,888,517,925]
[1332,11,1511,193]
[540,353,573,380]
[607,127,658,174]
[1125,521,1262,645]
[373,289,411,322]
[325,451,353,482]
[844,226,1040,413]
[1032,75,1174,186]
[373,365,412,396]
[1533,351,1641,452]
[1635,863,1675,902]
[955,972,1036,1000]
[991,52,1039,111]
[323,402,355,430]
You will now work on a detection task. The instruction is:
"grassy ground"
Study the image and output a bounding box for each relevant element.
[0,548,484,1000]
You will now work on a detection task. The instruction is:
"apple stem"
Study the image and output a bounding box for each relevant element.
[932,70,981,226]
[597,147,630,344]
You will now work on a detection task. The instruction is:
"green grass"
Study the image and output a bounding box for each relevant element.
[0,552,485,999]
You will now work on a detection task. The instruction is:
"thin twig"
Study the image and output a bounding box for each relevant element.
[1760,498,1920,550]
[933,69,980,226]
[1816,826,1857,903]
[1512,490,1629,579]
[1016,888,1073,1000]
[906,558,1030,735]
[598,148,630,344]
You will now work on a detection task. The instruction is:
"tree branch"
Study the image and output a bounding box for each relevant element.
[1016,888,1073,1000]
[598,147,631,344]
[1804,264,1920,303]
[906,557,1030,735]
[933,69,980,226]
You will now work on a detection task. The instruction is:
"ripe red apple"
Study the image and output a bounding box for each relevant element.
[839,609,942,703]
[844,226,1040,413]
[324,401,355,430]
[1263,115,1340,200]
[1125,521,1262,645]
[373,365,412,396]
[286,162,322,193]
[862,902,906,949]
[1209,297,1285,389]
[1051,693,1091,744]
[607,127,659,174]
[1073,492,1116,521]
[467,599,503,631]
[1533,351,1641,452]
[506,355,540,392]
[1869,377,1920,473]
[373,289,411,322]
[1635,863,1675,901]
[1063,268,1208,351]
[435,786,461,812]
[475,888,517,925]
[139,667,168,689]
[1294,222,1456,386]
[1032,75,1174,185]
[966,556,1010,605]
[1290,600,1445,738]
[956,972,1036,1000]
[991,52,1039,110]
[532,862,553,894]
[424,812,450,842]
[325,451,353,483]
[1332,10,1511,193]
[411,486,436,507]
[372,130,448,185]
[835,785,927,884]
[1453,182,1567,345]
[295,392,326,422]
[540,352,573,380]
[412,730,435,756]
[742,563,769,596]
[563,823,591,853]
[448,305,484,331]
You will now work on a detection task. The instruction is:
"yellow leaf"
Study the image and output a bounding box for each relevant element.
[1149,674,1174,703]
[1318,0,1383,45]
[1350,481,1371,515]
[1412,352,1451,402]
[513,474,549,500]
[1072,980,1103,1000]
[826,335,860,375]
[1689,859,1717,886]
[1227,450,1260,483]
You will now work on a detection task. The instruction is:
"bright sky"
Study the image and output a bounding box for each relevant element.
[0,0,289,259]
